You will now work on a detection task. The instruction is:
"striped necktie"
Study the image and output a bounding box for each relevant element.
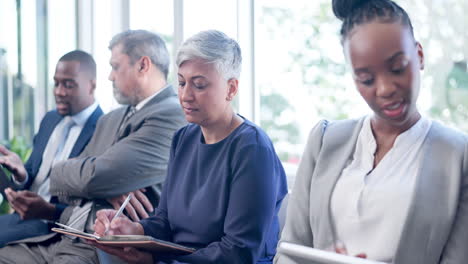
[30,116,75,198]
[117,106,136,134]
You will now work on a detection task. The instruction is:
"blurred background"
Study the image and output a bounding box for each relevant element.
[0,0,467,187]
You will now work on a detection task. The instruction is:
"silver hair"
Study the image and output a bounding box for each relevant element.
[109,29,170,79]
[176,30,242,80]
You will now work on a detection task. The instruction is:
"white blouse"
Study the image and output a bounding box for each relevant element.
[330,115,432,262]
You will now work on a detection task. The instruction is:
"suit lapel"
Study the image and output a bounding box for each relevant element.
[69,106,104,158]
[35,113,63,163]
[114,105,132,141]
[113,86,176,142]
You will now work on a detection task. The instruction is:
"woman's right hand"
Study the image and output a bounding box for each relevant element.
[332,241,367,259]
[94,209,144,236]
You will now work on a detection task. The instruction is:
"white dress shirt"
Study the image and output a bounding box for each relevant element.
[55,101,99,165]
[330,115,431,262]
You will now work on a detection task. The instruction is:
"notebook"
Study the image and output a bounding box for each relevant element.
[52,224,195,255]
[277,242,388,264]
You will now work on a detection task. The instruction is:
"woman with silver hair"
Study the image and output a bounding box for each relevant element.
[94,30,288,264]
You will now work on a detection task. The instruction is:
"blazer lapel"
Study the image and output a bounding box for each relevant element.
[394,123,456,264]
[393,138,435,264]
[311,118,364,249]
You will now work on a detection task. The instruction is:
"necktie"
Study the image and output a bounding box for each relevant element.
[30,116,75,199]
[117,106,136,135]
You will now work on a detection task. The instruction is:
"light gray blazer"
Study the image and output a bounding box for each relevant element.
[275,117,468,264]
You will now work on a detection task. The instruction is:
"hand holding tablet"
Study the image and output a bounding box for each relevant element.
[278,242,387,264]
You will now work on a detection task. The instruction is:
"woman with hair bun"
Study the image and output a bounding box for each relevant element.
[275,0,468,263]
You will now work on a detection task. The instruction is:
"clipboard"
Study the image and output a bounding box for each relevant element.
[277,242,387,264]
[52,227,195,255]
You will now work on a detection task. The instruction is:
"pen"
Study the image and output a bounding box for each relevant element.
[104,193,132,235]
[55,222,84,233]
[67,206,92,227]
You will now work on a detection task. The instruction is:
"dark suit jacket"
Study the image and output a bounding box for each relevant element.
[24,106,104,190]
[0,106,103,246]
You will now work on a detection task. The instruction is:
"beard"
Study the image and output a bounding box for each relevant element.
[113,84,133,105]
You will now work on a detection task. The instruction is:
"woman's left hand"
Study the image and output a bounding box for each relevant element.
[333,241,367,259]
[91,242,154,264]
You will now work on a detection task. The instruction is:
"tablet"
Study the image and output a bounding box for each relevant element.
[277,242,387,264]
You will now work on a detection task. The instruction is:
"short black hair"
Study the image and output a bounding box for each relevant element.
[59,50,97,79]
[332,0,414,43]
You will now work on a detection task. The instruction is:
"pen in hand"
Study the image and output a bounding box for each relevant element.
[104,193,132,236]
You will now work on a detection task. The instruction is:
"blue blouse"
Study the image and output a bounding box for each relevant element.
[140,118,288,263]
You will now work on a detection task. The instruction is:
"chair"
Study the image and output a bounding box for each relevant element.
[278,192,289,233]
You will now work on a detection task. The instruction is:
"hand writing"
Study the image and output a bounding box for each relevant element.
[107,189,153,221]
[94,209,144,237]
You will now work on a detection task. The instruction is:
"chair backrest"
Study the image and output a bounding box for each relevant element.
[278,192,289,234]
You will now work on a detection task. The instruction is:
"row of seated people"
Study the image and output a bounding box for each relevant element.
[0,0,467,263]
[0,27,285,264]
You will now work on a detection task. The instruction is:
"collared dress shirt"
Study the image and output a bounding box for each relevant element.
[330,115,432,262]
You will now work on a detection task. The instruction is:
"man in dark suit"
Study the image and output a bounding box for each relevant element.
[0,50,103,247]
[0,30,186,264]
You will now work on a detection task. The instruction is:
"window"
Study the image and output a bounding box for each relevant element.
[130,0,175,82]
[2,0,466,168]
[0,0,40,142]
[400,0,468,131]
[255,0,468,186]
[183,0,238,39]
[93,0,118,113]
[47,0,77,109]
[0,0,78,143]
[0,0,18,141]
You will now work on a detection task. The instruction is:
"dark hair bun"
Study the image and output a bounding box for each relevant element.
[332,0,371,20]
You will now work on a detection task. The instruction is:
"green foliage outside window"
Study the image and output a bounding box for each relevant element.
[257,0,468,164]
[0,136,32,214]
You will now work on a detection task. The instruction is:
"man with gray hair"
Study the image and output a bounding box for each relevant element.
[0,30,186,264]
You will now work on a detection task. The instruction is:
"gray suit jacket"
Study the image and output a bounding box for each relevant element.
[50,86,185,201]
[275,117,468,264]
